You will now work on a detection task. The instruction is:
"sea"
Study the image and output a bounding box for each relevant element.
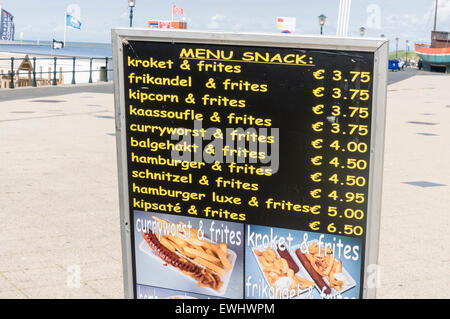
[0,41,112,58]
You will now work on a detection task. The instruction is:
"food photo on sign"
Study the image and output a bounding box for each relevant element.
[245,224,362,299]
[133,211,244,298]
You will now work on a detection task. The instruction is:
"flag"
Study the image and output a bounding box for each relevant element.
[172,4,184,15]
[1,9,15,41]
[66,14,81,29]
[52,39,64,49]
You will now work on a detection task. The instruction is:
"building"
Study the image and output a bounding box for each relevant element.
[147,20,187,30]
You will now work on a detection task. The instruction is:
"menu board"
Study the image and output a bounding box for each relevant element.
[113,31,387,300]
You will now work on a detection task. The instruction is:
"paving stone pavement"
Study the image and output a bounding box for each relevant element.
[376,74,450,298]
[0,73,449,298]
[0,91,122,298]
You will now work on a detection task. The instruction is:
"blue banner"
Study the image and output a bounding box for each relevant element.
[1,9,15,41]
[66,14,81,29]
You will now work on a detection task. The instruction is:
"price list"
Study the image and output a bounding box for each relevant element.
[114,33,384,300]
[308,69,373,238]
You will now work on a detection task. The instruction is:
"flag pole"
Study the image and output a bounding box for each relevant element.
[63,11,67,46]
[171,3,174,22]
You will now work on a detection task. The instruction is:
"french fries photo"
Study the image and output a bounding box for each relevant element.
[254,247,314,293]
[305,242,345,291]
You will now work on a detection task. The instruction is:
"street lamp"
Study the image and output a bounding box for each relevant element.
[359,27,366,36]
[318,14,327,35]
[395,37,399,59]
[128,0,136,27]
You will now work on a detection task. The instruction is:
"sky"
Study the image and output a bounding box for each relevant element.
[1,0,449,50]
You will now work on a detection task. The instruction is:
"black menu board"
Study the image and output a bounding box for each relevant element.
[113,31,387,300]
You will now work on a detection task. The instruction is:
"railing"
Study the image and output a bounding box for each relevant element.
[0,56,113,89]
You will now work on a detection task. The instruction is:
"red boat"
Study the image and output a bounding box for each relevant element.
[415,1,450,73]
[415,32,450,73]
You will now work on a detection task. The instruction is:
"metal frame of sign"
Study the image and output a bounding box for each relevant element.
[111,28,388,299]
